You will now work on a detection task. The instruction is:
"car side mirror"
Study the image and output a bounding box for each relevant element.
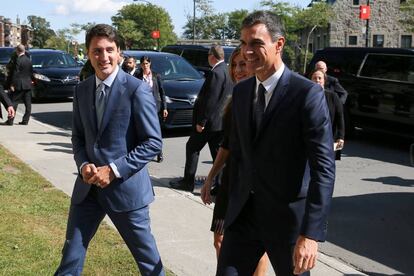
[410,143,414,166]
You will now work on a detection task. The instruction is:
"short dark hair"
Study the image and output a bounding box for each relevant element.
[85,24,121,50]
[241,11,285,42]
[140,56,151,64]
[208,44,224,60]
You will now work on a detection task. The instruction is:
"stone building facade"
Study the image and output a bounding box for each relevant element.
[303,0,413,53]
[0,16,32,47]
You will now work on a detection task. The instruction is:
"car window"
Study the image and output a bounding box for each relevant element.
[130,53,203,81]
[31,52,79,68]
[359,54,414,83]
[182,49,209,68]
[0,48,14,64]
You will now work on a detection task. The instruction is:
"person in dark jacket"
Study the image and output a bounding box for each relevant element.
[0,85,15,121]
[135,56,167,163]
[6,44,33,125]
[315,60,348,104]
[311,69,345,159]
[170,44,233,192]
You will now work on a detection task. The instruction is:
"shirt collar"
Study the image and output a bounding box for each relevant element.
[255,63,285,94]
[211,60,224,70]
[95,65,119,88]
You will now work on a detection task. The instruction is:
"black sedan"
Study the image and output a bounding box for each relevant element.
[123,50,204,129]
[30,49,82,99]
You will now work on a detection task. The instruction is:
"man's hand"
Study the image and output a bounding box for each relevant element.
[87,165,115,188]
[196,124,204,133]
[293,235,318,275]
[81,163,98,183]
[162,109,168,120]
[10,85,15,92]
[200,177,213,205]
[7,106,15,118]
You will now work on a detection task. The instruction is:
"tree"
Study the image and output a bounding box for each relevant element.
[225,9,249,40]
[182,0,225,40]
[112,3,177,50]
[44,30,68,51]
[400,0,414,32]
[27,15,55,48]
[260,1,301,69]
[294,2,333,73]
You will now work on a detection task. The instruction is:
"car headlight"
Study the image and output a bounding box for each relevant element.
[33,73,51,82]
[165,96,173,104]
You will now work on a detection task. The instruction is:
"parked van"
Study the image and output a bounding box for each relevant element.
[308,47,414,138]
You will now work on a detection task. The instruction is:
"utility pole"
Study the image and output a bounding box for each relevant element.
[365,0,370,47]
[193,0,196,44]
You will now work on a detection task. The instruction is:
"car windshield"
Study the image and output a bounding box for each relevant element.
[0,48,14,64]
[127,52,203,81]
[30,52,79,68]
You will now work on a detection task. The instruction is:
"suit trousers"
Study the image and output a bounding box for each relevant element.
[216,196,310,276]
[55,186,164,276]
[184,130,223,184]
[9,89,31,124]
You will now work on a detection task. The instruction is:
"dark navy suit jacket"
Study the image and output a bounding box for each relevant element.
[226,67,336,242]
[71,69,162,212]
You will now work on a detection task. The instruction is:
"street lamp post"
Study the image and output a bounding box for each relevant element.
[193,0,196,44]
[133,0,160,50]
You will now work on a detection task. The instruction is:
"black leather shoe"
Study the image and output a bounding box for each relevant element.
[156,152,164,163]
[18,122,28,125]
[5,120,13,125]
[169,179,194,192]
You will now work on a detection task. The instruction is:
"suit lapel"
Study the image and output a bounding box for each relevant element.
[83,77,98,135]
[254,68,291,142]
[97,70,127,138]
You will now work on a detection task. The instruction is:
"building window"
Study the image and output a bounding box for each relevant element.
[373,35,384,47]
[353,0,360,5]
[349,36,358,46]
[401,35,412,48]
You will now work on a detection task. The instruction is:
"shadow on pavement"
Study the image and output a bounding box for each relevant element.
[342,131,412,167]
[38,142,73,154]
[362,176,414,187]
[31,111,72,131]
[326,192,414,275]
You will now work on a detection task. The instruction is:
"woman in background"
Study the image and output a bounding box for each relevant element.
[200,47,269,276]
[136,56,168,162]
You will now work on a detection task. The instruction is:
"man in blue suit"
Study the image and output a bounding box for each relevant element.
[216,11,336,276]
[55,24,164,276]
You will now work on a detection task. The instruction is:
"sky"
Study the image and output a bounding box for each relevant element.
[1,0,307,43]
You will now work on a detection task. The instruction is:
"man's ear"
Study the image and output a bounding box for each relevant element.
[275,36,285,54]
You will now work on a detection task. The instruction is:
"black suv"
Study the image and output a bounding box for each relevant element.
[161,44,235,75]
[123,50,204,129]
[29,49,82,99]
[308,47,414,138]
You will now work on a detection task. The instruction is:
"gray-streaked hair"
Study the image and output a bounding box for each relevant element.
[241,10,285,42]
[85,24,121,50]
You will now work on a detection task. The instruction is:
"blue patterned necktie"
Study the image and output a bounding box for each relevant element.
[95,82,106,128]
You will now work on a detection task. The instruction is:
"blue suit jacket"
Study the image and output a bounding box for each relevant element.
[227,67,336,242]
[71,69,162,212]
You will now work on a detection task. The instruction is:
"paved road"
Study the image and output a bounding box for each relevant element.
[13,100,414,275]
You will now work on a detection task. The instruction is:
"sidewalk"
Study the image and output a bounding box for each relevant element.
[0,112,367,276]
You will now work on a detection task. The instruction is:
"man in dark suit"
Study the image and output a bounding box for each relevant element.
[7,44,33,125]
[55,24,165,276]
[216,11,336,276]
[170,44,233,192]
[0,85,15,121]
[315,60,348,104]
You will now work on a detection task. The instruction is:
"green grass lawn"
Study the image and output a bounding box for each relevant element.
[0,145,174,275]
